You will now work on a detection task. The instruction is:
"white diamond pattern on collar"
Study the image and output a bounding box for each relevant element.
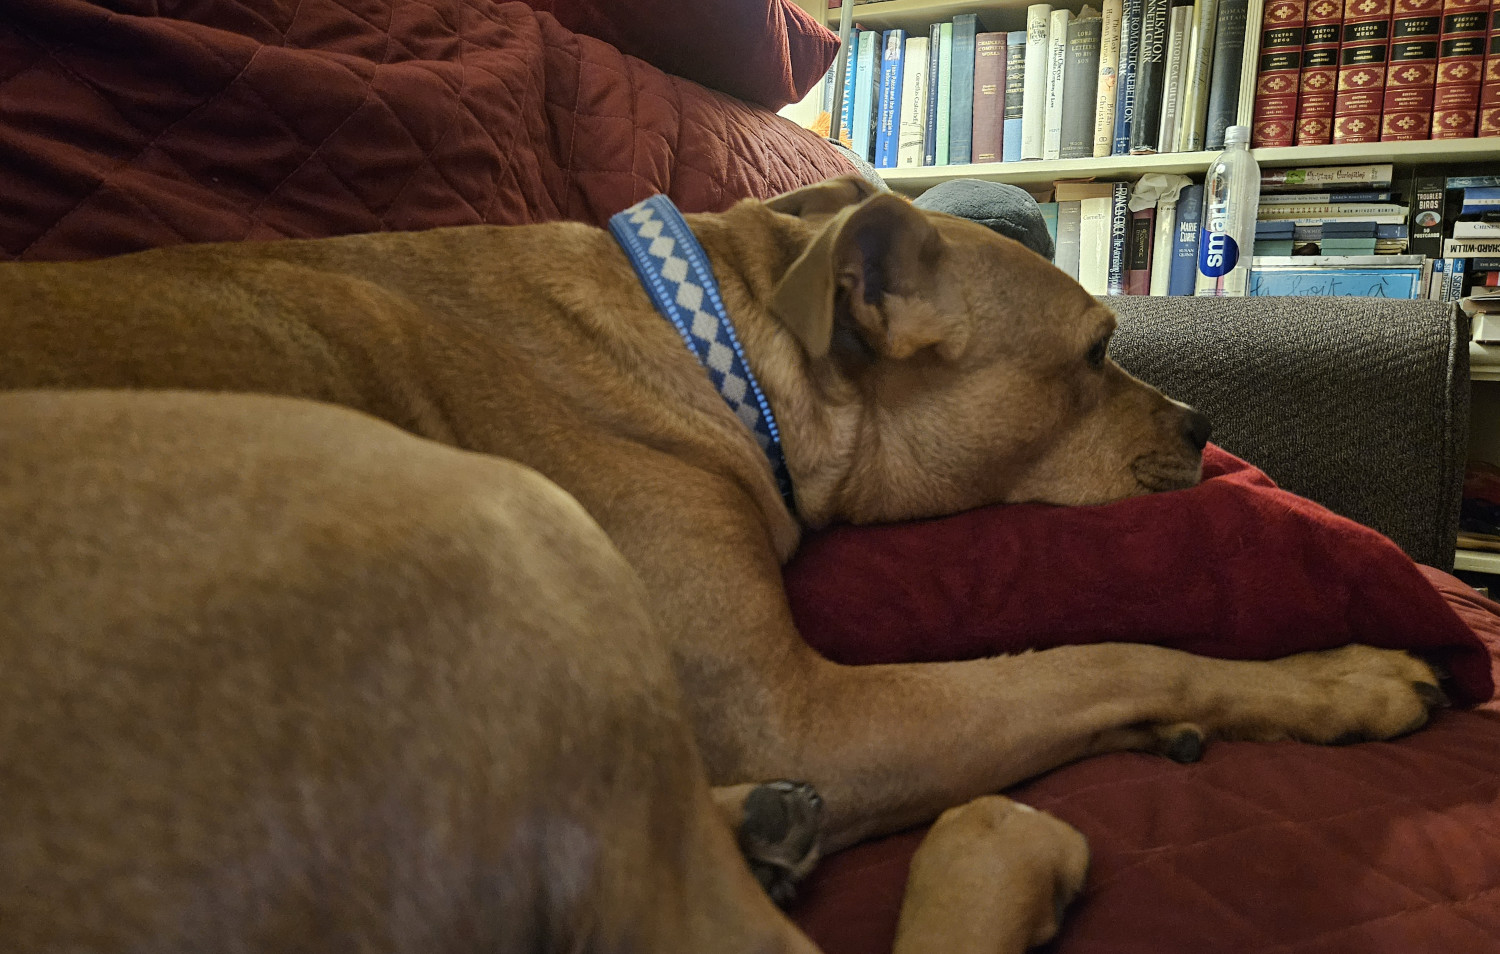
[607,195,795,512]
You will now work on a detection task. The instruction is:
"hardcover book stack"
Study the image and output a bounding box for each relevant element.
[1434,174,1500,310]
[1247,0,1500,144]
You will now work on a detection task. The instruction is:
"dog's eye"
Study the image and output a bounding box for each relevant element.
[1087,337,1109,367]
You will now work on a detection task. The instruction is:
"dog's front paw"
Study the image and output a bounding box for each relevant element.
[1242,645,1449,744]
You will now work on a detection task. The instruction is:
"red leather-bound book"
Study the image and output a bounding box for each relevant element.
[1125,206,1156,296]
[1297,0,1346,141]
[1254,0,1310,145]
[1382,0,1443,138]
[1333,0,1394,143]
[1432,0,1489,137]
[1479,2,1500,134]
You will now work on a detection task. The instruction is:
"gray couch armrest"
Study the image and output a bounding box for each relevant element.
[1108,297,1470,571]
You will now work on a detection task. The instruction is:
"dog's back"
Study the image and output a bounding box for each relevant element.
[0,390,807,954]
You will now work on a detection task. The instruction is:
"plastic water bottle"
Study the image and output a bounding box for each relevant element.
[1195,125,1260,297]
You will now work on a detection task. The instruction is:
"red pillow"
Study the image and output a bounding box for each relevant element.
[523,0,838,109]
[784,444,1494,706]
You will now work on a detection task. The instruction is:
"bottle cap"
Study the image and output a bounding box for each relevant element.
[1224,125,1251,146]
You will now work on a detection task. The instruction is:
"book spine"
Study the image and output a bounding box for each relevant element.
[1126,206,1158,292]
[1096,0,1126,154]
[853,32,878,160]
[1062,16,1106,157]
[1005,31,1029,159]
[1408,172,1448,256]
[899,37,931,167]
[1158,0,1196,152]
[923,25,941,164]
[1446,254,1468,298]
[1252,0,1308,146]
[875,31,906,168]
[1170,183,1205,293]
[1261,162,1394,186]
[1432,0,1489,137]
[1056,200,1084,277]
[1045,8,1073,158]
[1180,0,1221,149]
[950,14,980,163]
[1131,0,1173,151]
[1114,0,1145,152]
[1482,4,1500,133]
[1150,197,1179,293]
[937,22,954,164]
[1107,182,1132,293]
[972,33,1008,162]
[1382,0,1443,139]
[1333,0,1393,143]
[1296,0,1344,143]
[1205,0,1252,147]
[1023,5,1054,158]
[839,28,861,146]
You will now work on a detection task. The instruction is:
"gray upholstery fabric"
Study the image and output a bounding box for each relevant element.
[1108,296,1470,570]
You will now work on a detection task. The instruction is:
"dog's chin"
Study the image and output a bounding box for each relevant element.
[1128,452,1204,495]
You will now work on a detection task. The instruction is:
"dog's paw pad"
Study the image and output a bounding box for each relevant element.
[739,780,823,906]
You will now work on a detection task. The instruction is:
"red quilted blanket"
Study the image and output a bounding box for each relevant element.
[0,0,851,262]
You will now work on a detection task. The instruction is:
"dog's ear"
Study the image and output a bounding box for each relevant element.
[764,174,882,219]
[771,193,964,362]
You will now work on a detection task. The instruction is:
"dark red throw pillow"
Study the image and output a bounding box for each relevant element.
[784,443,1493,706]
[523,0,838,109]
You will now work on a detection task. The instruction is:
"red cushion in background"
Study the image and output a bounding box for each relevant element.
[523,0,839,109]
[785,443,1493,706]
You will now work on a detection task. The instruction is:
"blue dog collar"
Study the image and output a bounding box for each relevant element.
[608,195,796,514]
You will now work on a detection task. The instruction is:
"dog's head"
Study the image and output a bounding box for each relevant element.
[764,176,1210,527]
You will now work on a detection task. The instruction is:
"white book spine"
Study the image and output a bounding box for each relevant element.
[1078,195,1114,294]
[898,37,930,168]
[1044,8,1071,161]
[1022,4,1053,159]
[1257,203,1408,218]
[1150,197,1177,294]
[1177,0,1217,151]
[1157,5,1192,155]
[1094,0,1124,157]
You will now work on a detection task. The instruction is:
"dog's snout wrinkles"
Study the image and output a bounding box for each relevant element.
[1183,408,1213,451]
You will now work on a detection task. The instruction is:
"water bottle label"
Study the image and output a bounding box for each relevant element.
[1198,227,1241,278]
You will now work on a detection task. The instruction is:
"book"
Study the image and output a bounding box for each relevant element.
[1023,4,1054,159]
[1004,31,1028,160]
[1446,174,1500,186]
[838,28,861,145]
[1452,219,1500,236]
[1081,193,1116,293]
[1252,0,1308,147]
[1444,238,1500,255]
[1482,4,1500,134]
[1096,0,1126,155]
[1462,185,1500,209]
[1045,7,1073,158]
[1150,193,1179,293]
[1114,0,1146,152]
[950,14,980,163]
[1126,205,1158,292]
[1259,189,1395,202]
[1382,0,1443,140]
[1432,0,1489,138]
[1445,254,1468,298]
[937,22,954,164]
[972,32,1008,162]
[1170,183,1205,294]
[1258,200,1410,216]
[1205,0,1251,147]
[1248,255,1426,296]
[875,30,907,168]
[1107,182,1132,293]
[1332,0,1392,143]
[1262,162,1396,188]
[852,31,880,160]
[1061,11,1106,158]
[1178,0,1221,149]
[1039,201,1060,245]
[1296,0,1344,143]
[1407,173,1447,256]
[899,36,931,167]
[1056,199,1085,277]
[1131,0,1173,152]
[1158,0,1197,152]
[923,25,941,164]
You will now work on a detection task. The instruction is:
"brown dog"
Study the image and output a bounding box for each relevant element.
[0,175,1445,951]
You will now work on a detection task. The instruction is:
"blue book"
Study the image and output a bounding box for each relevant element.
[1461,187,1500,213]
[1448,176,1500,189]
[1169,183,1203,296]
[923,24,942,165]
[948,14,979,164]
[838,28,860,144]
[1106,182,1130,295]
[875,30,907,169]
[852,31,879,160]
[1039,201,1060,250]
[1112,0,1142,156]
[1002,30,1027,162]
[1444,257,1467,303]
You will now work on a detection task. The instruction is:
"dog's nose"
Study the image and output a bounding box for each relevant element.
[1182,408,1213,451]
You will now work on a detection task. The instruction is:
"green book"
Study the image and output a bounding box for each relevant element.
[936,22,954,165]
